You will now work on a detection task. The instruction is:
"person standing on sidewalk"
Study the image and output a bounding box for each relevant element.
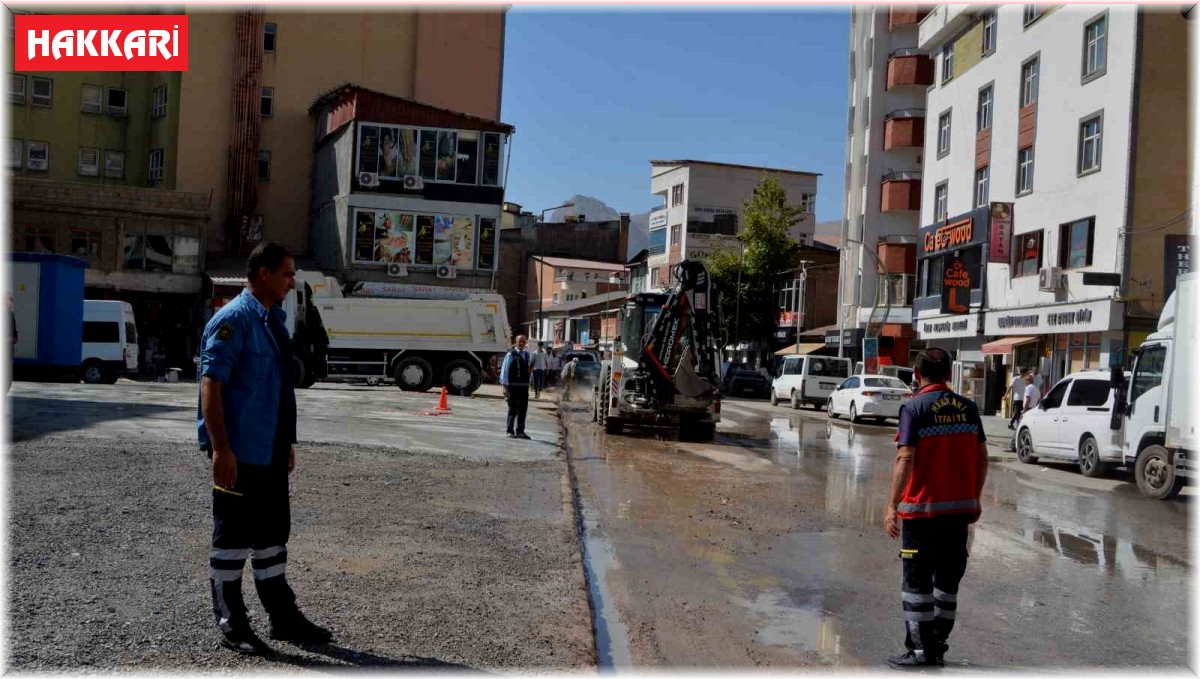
[500,335,531,439]
[530,341,548,399]
[1005,368,1027,430]
[884,347,988,669]
[198,242,332,655]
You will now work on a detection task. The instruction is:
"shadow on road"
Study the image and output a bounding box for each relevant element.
[9,396,193,443]
[267,642,481,671]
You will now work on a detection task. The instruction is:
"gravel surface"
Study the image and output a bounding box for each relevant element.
[7,435,595,672]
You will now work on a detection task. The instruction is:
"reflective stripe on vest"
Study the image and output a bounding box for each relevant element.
[896,498,981,514]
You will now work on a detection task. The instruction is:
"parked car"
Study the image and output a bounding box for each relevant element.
[827,374,912,423]
[771,354,852,410]
[722,365,770,398]
[1015,370,1121,478]
[563,351,602,385]
[81,300,139,384]
[853,361,916,391]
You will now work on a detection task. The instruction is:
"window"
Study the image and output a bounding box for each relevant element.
[455,131,478,185]
[941,43,954,84]
[8,74,25,104]
[801,193,815,214]
[1067,379,1110,407]
[81,84,102,113]
[260,87,274,117]
[1016,147,1035,195]
[257,150,271,182]
[1083,14,1107,81]
[30,77,52,107]
[7,139,22,169]
[78,147,100,176]
[648,228,666,255]
[104,150,125,179]
[1041,380,1069,410]
[149,148,164,182]
[435,130,457,182]
[1014,230,1043,277]
[934,182,948,222]
[977,85,993,132]
[982,12,997,55]
[106,88,127,116]
[25,141,47,171]
[1024,5,1045,26]
[152,85,167,119]
[927,255,944,297]
[481,132,502,187]
[552,293,559,305]
[937,111,951,156]
[975,166,990,208]
[1020,58,1039,107]
[671,183,685,207]
[670,223,682,245]
[263,22,277,52]
[82,321,120,344]
[1131,345,1166,404]
[1059,217,1094,269]
[1078,114,1102,175]
[71,231,101,259]
[123,232,200,274]
[23,227,55,252]
[843,377,861,390]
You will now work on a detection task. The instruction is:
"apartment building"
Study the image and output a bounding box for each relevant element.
[839,5,934,369]
[915,5,1190,411]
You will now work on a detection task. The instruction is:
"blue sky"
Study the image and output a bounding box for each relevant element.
[501,7,851,223]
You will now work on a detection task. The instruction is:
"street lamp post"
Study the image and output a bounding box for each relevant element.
[536,202,574,343]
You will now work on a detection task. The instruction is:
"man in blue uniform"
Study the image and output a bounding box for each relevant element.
[198,242,331,654]
[499,335,531,439]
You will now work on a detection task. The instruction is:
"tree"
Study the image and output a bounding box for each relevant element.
[703,174,803,349]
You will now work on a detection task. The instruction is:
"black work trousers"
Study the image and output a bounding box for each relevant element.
[506,384,529,435]
[900,515,971,660]
[209,459,297,633]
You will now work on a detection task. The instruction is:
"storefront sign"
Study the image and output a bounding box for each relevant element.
[863,337,879,374]
[824,329,841,347]
[983,299,1123,335]
[924,218,973,255]
[649,213,668,229]
[940,257,974,315]
[917,313,981,339]
[842,327,864,348]
[1164,234,1197,299]
[988,202,1013,262]
[687,232,739,257]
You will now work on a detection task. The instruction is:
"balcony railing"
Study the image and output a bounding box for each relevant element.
[885,108,926,121]
[883,170,923,182]
[890,47,925,59]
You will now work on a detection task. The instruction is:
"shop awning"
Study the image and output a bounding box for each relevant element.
[982,336,1038,354]
[774,343,826,356]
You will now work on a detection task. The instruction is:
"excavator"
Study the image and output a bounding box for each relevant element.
[593,258,723,441]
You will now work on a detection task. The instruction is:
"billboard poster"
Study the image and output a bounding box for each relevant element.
[1164,234,1197,299]
[451,216,475,267]
[482,132,501,186]
[378,126,401,178]
[373,212,413,263]
[398,128,418,177]
[415,215,435,264]
[357,125,378,175]
[433,215,454,265]
[940,256,975,315]
[354,210,376,262]
[988,202,1013,262]
[436,131,457,182]
[477,218,497,270]
[863,337,879,375]
[419,130,437,180]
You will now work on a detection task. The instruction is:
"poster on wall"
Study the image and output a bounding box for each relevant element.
[482,133,501,186]
[436,131,457,182]
[415,215,435,264]
[357,126,378,175]
[451,216,475,267]
[988,202,1013,262]
[940,256,975,315]
[433,215,454,265]
[398,128,418,177]
[378,127,401,178]
[1164,234,1197,299]
[355,210,376,262]
[374,212,414,263]
[477,218,496,270]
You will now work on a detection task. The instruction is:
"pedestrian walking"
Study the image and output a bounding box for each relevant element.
[500,335,531,439]
[530,341,548,399]
[884,348,988,669]
[198,242,332,655]
[1023,372,1042,412]
[1031,366,1044,395]
[1005,368,1027,429]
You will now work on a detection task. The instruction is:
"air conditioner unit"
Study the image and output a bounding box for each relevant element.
[1038,266,1064,292]
[386,263,408,278]
[436,265,457,280]
[403,175,424,190]
[358,172,379,188]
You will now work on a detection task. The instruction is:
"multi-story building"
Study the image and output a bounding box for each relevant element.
[839,5,934,369]
[526,256,626,346]
[915,5,1191,412]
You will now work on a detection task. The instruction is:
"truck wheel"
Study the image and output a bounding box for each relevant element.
[1077,435,1108,478]
[1136,445,1184,500]
[292,355,309,389]
[394,357,434,392]
[81,360,109,385]
[691,423,716,442]
[604,417,623,435]
[443,359,481,396]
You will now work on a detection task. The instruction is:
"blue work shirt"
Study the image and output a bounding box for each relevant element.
[197,288,297,465]
[499,348,530,386]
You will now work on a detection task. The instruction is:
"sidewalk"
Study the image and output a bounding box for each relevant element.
[981,414,1020,461]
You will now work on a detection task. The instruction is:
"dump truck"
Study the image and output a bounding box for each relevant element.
[592,259,723,441]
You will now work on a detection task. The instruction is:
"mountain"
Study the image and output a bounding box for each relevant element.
[549,194,649,261]
[814,220,842,248]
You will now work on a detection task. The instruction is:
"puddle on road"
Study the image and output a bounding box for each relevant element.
[735,589,843,657]
[1020,515,1189,581]
[578,519,633,672]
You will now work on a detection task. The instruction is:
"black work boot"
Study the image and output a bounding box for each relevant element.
[269,610,333,644]
[887,650,942,669]
[219,625,273,655]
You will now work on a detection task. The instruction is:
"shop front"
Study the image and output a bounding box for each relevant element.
[913,311,994,412]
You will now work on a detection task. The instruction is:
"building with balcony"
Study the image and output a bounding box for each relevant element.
[915,4,1191,413]
[839,5,932,369]
[524,256,625,343]
[647,159,819,289]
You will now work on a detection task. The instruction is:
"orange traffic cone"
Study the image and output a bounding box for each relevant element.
[436,386,451,412]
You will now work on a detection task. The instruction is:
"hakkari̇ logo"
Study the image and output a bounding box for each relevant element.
[14,15,189,72]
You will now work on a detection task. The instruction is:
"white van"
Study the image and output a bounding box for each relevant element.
[771,354,852,410]
[1014,370,1121,477]
[81,300,138,384]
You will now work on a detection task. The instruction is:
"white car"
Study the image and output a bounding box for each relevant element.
[827,374,913,423]
[1015,370,1121,478]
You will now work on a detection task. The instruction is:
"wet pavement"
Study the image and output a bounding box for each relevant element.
[563,395,1191,670]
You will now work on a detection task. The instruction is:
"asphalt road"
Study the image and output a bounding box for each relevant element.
[563,394,1192,670]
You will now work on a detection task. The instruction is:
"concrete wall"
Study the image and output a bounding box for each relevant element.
[414,11,505,120]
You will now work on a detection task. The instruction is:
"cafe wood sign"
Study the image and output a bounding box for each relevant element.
[924,217,973,255]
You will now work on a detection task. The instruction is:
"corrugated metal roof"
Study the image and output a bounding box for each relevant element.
[533,256,625,271]
[649,159,821,177]
[542,290,628,314]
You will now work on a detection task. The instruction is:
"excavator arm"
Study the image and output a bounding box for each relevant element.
[635,259,722,407]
